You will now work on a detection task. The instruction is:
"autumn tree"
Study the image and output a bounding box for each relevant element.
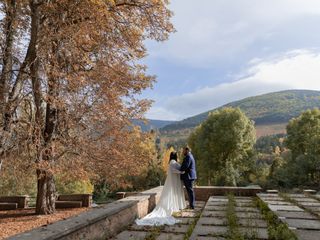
[188,107,256,186]
[162,146,175,173]
[0,0,173,214]
[124,129,167,190]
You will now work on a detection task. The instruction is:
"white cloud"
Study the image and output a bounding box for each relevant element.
[147,50,320,120]
[145,106,180,121]
[147,0,320,67]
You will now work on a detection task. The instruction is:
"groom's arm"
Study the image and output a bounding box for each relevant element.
[180,156,191,172]
[170,161,185,174]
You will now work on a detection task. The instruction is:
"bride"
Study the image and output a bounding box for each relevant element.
[135,151,186,226]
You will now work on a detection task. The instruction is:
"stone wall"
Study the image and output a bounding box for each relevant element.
[8,186,163,240]
[190,186,262,201]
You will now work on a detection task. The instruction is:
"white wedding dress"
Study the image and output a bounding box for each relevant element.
[135,160,186,226]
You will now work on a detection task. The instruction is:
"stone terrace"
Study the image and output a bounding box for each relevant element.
[258,193,320,240]
[113,193,320,240]
[190,196,268,240]
[7,187,320,240]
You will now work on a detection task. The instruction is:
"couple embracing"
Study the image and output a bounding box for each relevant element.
[136,147,197,226]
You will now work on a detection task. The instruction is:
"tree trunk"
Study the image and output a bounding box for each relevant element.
[28,0,57,215]
[0,0,17,174]
[35,169,56,214]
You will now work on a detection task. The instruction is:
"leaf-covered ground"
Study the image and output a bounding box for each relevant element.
[0,208,89,239]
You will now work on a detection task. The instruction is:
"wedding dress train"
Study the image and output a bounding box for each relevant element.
[135,160,186,226]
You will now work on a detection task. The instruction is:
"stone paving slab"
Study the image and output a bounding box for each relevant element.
[129,224,189,233]
[206,202,228,206]
[236,212,263,219]
[114,230,149,240]
[288,194,307,198]
[202,211,226,218]
[257,193,279,197]
[235,202,254,207]
[207,199,228,202]
[238,218,268,228]
[175,211,200,218]
[233,198,253,201]
[233,199,253,203]
[293,229,320,240]
[257,197,285,201]
[207,199,228,203]
[297,202,320,207]
[191,225,228,237]
[156,233,185,240]
[306,206,320,212]
[204,206,227,211]
[275,211,318,220]
[162,224,189,234]
[262,200,292,205]
[195,201,206,206]
[293,198,319,203]
[282,219,320,230]
[198,217,228,226]
[175,217,196,225]
[234,207,259,213]
[128,224,158,231]
[268,204,303,212]
[190,236,226,240]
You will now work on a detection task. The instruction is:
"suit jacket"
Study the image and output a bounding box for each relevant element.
[180,153,197,181]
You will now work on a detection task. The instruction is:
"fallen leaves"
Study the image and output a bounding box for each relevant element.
[0,208,89,239]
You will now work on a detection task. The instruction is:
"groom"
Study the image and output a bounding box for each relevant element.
[180,147,197,209]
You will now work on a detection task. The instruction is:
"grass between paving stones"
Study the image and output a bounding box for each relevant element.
[279,193,320,221]
[226,194,243,240]
[183,212,201,240]
[225,194,258,240]
[254,197,298,240]
[144,226,165,240]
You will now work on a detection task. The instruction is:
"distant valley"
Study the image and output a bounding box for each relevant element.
[139,90,320,144]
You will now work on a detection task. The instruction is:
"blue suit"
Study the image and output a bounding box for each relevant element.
[180,153,197,208]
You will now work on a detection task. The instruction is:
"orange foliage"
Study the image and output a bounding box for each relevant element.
[0,0,174,213]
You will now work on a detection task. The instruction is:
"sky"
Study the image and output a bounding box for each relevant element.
[141,0,320,121]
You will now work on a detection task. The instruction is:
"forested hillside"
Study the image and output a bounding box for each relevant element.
[161,90,320,132]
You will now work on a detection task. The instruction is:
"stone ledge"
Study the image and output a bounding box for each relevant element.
[7,186,163,240]
[193,186,262,201]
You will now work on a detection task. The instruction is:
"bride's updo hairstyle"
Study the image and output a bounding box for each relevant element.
[169,151,178,161]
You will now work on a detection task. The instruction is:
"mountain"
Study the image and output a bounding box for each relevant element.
[161,90,320,133]
[133,119,176,132]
